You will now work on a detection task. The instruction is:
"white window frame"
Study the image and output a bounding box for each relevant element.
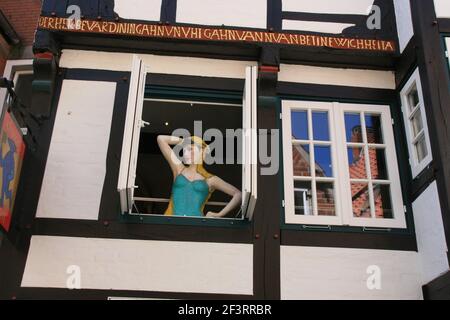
[282,101,342,226]
[118,59,258,220]
[282,100,407,229]
[242,66,258,221]
[118,55,147,214]
[400,68,433,178]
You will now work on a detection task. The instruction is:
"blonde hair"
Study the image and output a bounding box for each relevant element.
[164,136,214,216]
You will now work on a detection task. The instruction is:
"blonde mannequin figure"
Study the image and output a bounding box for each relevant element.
[157,135,242,218]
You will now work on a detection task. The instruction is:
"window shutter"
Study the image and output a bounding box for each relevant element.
[117,55,147,214]
[242,66,258,220]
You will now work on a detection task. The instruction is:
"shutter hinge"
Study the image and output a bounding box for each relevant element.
[140,120,150,128]
[404,205,407,213]
[282,199,285,207]
[280,113,283,120]
[391,118,395,125]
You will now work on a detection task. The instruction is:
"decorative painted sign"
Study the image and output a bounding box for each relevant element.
[0,112,25,232]
[38,16,396,53]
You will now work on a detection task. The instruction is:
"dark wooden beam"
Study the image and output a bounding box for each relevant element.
[438,18,450,33]
[423,271,450,300]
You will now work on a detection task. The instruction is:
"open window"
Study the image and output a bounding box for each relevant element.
[399,68,432,178]
[118,59,258,221]
[282,100,406,229]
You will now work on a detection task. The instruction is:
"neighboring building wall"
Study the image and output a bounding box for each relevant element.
[0,0,40,72]
[0,0,41,47]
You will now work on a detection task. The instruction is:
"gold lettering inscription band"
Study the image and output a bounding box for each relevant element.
[38,17,396,52]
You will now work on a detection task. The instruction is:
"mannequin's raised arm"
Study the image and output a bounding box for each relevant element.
[157,135,184,178]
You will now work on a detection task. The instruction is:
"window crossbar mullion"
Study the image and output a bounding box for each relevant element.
[408,104,421,120]
[411,130,425,144]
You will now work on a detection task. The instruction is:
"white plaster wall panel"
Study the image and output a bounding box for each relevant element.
[434,0,450,18]
[412,181,449,284]
[21,236,253,295]
[59,50,395,90]
[36,80,116,220]
[281,246,422,300]
[59,50,257,79]
[59,50,134,72]
[282,20,354,34]
[279,64,396,89]
[394,0,414,53]
[282,0,375,15]
[114,0,162,21]
[176,0,267,29]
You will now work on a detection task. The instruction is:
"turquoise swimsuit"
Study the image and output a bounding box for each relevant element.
[171,174,210,217]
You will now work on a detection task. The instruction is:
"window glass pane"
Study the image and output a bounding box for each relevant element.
[292,144,311,177]
[365,114,383,144]
[369,148,388,180]
[414,136,428,162]
[291,111,308,140]
[407,87,419,111]
[374,184,393,219]
[12,73,33,128]
[312,112,330,141]
[348,147,366,179]
[351,183,371,218]
[317,182,336,216]
[345,113,362,143]
[294,181,312,216]
[410,111,424,137]
[314,146,333,177]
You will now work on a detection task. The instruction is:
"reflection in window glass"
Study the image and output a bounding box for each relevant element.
[347,147,366,179]
[407,87,419,111]
[314,146,333,177]
[374,184,393,219]
[410,111,424,137]
[312,112,330,141]
[345,113,362,142]
[291,111,308,140]
[365,114,383,144]
[351,183,371,218]
[292,145,311,177]
[294,181,312,216]
[317,182,336,216]
[369,148,388,180]
[414,136,428,162]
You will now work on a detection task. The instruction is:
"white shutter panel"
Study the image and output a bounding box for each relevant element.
[446,38,450,70]
[242,66,258,220]
[117,55,147,214]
